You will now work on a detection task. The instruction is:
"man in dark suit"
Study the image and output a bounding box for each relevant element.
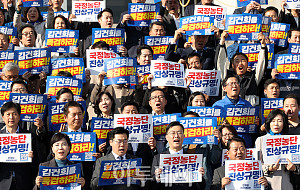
[164,28,215,70]
[151,121,206,189]
[211,136,269,190]
[117,0,154,58]
[184,0,218,17]
[91,127,142,190]
[0,102,39,190]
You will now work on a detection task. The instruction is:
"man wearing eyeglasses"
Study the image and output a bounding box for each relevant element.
[1,62,19,81]
[91,127,142,190]
[212,75,252,108]
[151,121,206,189]
[148,88,168,115]
[211,136,269,190]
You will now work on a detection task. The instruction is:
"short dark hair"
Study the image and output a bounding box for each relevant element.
[1,102,21,116]
[109,127,129,140]
[185,52,204,65]
[53,15,70,29]
[182,111,200,117]
[50,132,72,155]
[284,93,300,106]
[11,79,28,92]
[91,41,109,50]
[187,91,206,106]
[63,101,84,116]
[97,8,113,20]
[226,136,246,150]
[218,124,238,136]
[149,21,165,31]
[288,29,300,39]
[166,121,184,134]
[57,71,73,77]
[23,7,43,23]
[120,101,139,113]
[149,88,166,99]
[230,52,248,66]
[56,88,74,101]
[265,109,289,134]
[137,44,153,59]
[18,24,37,39]
[222,75,240,87]
[94,91,115,115]
[264,79,279,89]
[264,6,279,16]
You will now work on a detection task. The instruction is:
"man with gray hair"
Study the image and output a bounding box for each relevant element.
[1,62,20,81]
[0,32,10,51]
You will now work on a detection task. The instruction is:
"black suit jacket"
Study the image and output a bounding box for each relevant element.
[151,149,206,190]
[164,44,216,70]
[279,10,300,30]
[184,2,218,17]
[91,153,141,190]
[0,126,39,190]
[117,11,150,58]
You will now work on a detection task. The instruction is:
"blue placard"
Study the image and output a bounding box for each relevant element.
[98,158,142,186]
[289,43,300,54]
[261,98,284,124]
[178,117,218,144]
[153,113,180,141]
[64,132,97,161]
[48,101,87,131]
[239,43,274,69]
[9,93,47,122]
[45,29,79,53]
[51,57,86,83]
[22,0,48,7]
[275,54,300,79]
[0,80,12,107]
[14,48,51,75]
[187,106,223,125]
[237,0,268,7]
[46,76,83,103]
[128,3,160,27]
[41,11,69,21]
[145,36,173,60]
[180,15,214,36]
[262,16,271,38]
[0,26,17,50]
[90,117,114,145]
[269,22,290,47]
[39,163,81,189]
[130,64,151,90]
[225,14,262,41]
[92,28,125,53]
[154,0,161,2]
[220,106,259,133]
[104,57,137,85]
[0,51,15,72]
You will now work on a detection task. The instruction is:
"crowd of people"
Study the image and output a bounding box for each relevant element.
[1,0,300,189]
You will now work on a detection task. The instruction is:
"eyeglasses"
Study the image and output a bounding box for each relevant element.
[22,32,34,37]
[226,82,239,87]
[12,88,27,93]
[150,95,165,100]
[113,139,128,145]
[168,131,184,136]
[3,75,18,80]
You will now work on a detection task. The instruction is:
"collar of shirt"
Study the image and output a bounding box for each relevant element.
[112,151,126,160]
[152,111,166,116]
[6,126,19,134]
[168,13,181,29]
[68,127,82,132]
[169,148,183,154]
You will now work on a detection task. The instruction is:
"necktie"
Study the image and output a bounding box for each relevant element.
[118,156,123,160]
